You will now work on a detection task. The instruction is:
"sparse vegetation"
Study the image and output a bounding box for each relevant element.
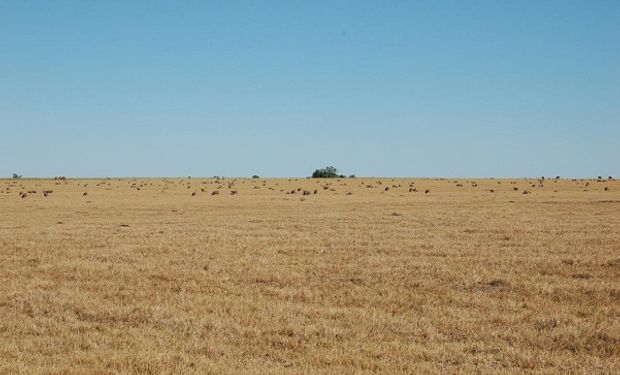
[0,177,618,374]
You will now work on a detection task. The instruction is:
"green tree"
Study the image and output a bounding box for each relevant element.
[312,166,339,178]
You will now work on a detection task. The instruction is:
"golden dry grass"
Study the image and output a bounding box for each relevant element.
[0,177,618,374]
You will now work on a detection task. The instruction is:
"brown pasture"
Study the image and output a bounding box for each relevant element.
[0,177,618,374]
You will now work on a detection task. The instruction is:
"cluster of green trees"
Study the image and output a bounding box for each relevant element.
[311,166,354,178]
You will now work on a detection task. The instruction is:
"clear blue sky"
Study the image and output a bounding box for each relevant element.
[1,1,618,178]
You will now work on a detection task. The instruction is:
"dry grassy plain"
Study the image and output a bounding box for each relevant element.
[0,177,618,374]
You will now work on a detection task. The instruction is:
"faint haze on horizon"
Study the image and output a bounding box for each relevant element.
[1,1,619,178]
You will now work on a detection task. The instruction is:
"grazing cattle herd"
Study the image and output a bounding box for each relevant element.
[1,176,613,201]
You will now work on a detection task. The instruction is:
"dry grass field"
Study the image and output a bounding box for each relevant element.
[0,176,618,374]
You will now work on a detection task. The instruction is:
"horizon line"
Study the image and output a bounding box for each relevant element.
[1,175,615,180]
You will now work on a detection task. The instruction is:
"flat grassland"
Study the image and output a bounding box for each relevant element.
[0,177,618,374]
